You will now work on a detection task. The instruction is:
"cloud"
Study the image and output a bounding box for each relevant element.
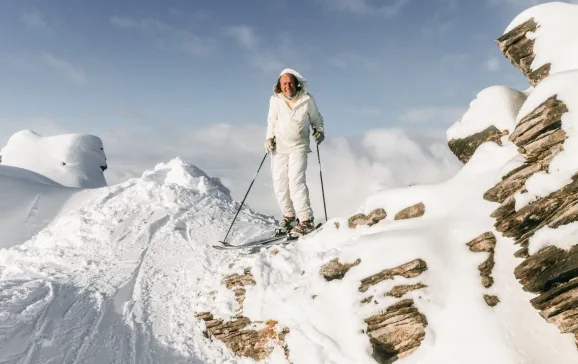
[40,52,87,84]
[484,57,501,71]
[0,117,461,220]
[318,0,409,17]
[20,10,49,30]
[224,25,289,74]
[110,16,214,56]
[400,106,465,124]
[225,25,260,50]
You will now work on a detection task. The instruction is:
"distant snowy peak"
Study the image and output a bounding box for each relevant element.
[499,2,578,86]
[0,130,107,188]
[142,157,232,201]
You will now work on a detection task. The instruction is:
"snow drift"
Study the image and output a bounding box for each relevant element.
[0,130,107,188]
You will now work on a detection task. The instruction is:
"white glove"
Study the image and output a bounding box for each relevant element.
[313,128,324,145]
[264,137,276,153]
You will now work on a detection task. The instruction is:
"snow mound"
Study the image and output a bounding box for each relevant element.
[514,69,578,210]
[0,165,90,249]
[0,130,107,188]
[504,1,578,76]
[142,157,232,202]
[447,86,526,140]
[1,145,577,363]
[0,158,276,363]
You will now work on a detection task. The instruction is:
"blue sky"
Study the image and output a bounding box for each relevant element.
[0,0,565,218]
[0,0,538,138]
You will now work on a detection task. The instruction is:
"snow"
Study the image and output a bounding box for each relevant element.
[528,222,578,255]
[513,70,578,210]
[1,129,577,363]
[1,130,107,188]
[504,2,578,77]
[446,86,526,140]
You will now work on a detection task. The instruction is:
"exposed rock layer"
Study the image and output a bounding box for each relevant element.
[467,232,497,289]
[365,299,428,363]
[485,82,577,338]
[320,258,361,281]
[196,313,290,361]
[394,202,425,220]
[349,208,387,228]
[496,18,551,86]
[361,260,428,363]
[448,125,506,164]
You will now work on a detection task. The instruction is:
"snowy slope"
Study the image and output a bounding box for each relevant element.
[1,146,577,363]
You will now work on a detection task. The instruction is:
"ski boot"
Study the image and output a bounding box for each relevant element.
[289,219,315,239]
[275,216,296,236]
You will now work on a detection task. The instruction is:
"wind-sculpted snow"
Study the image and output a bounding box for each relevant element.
[0,158,275,363]
[1,154,577,363]
[1,130,107,188]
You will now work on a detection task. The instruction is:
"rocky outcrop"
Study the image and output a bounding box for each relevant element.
[484,295,500,307]
[448,125,507,164]
[349,208,387,228]
[359,259,427,293]
[196,313,290,361]
[221,268,256,308]
[385,283,427,299]
[496,18,550,86]
[360,260,428,363]
[485,95,569,255]
[394,202,425,220]
[485,42,578,339]
[196,268,289,361]
[466,232,497,289]
[365,299,428,363]
[320,258,361,281]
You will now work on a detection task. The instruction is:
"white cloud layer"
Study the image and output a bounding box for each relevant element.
[224,25,287,74]
[1,120,461,221]
[40,52,87,84]
[485,57,501,71]
[20,10,49,30]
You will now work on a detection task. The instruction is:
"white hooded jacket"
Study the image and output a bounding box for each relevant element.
[266,69,324,153]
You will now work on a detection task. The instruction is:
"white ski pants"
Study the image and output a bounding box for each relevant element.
[271,151,313,221]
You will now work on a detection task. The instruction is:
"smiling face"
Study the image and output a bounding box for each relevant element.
[280,73,298,97]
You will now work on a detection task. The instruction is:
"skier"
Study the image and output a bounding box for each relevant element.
[264,68,325,237]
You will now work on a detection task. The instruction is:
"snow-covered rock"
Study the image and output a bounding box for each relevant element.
[447,86,526,163]
[0,130,107,188]
[497,2,578,86]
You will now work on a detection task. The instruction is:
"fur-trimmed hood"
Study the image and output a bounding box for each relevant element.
[274,68,309,95]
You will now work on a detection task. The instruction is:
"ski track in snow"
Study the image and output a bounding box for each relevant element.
[0,173,275,364]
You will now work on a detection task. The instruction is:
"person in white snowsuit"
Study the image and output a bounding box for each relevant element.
[264,68,325,236]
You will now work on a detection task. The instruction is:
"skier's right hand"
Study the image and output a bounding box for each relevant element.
[264,137,276,153]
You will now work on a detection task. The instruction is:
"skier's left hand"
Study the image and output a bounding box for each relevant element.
[313,128,324,145]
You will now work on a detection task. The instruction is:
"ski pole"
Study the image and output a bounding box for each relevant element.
[221,152,268,244]
[316,143,328,222]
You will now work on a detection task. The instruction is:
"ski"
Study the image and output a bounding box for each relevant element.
[213,234,287,250]
[213,223,324,251]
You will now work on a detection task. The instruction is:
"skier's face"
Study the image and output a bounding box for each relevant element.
[280,74,297,97]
